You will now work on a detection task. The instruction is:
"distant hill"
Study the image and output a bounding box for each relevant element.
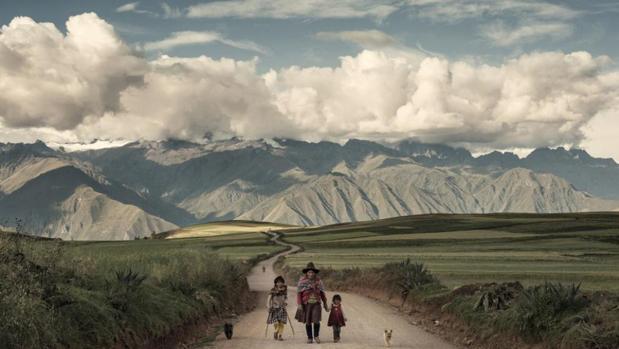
[0,141,190,240]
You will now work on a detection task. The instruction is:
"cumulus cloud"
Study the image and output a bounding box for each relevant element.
[263,50,619,149]
[581,90,619,161]
[0,13,146,130]
[481,21,572,46]
[186,0,399,20]
[75,55,296,141]
[315,30,398,49]
[1,13,618,155]
[143,31,267,54]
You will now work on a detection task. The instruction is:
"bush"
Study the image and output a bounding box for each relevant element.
[474,282,523,312]
[107,269,147,312]
[559,292,619,349]
[509,282,588,340]
[384,259,437,304]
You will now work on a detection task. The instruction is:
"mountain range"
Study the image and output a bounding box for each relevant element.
[2,138,618,240]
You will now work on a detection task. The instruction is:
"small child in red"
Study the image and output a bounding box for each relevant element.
[327,294,347,342]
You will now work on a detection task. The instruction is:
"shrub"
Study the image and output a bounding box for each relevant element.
[474,282,523,311]
[107,269,147,312]
[384,259,437,304]
[559,293,619,349]
[509,282,588,340]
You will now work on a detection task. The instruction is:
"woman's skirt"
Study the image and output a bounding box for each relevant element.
[267,307,288,324]
[295,303,322,324]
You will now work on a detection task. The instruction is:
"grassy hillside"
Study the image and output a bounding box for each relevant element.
[0,224,286,349]
[76,228,286,262]
[281,213,619,291]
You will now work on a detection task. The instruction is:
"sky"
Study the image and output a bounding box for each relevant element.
[0,0,618,160]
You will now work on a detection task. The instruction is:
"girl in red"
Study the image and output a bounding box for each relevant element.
[327,294,347,343]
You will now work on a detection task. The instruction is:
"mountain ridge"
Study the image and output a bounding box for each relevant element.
[3,138,619,239]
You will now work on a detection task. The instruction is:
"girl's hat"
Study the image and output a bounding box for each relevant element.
[274,275,285,284]
[302,262,320,274]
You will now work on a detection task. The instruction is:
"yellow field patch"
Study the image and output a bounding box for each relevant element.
[166,221,295,239]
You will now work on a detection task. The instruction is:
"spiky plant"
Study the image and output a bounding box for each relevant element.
[385,259,435,304]
[107,269,147,311]
[510,282,588,340]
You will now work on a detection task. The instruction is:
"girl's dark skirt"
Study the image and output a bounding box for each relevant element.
[295,303,322,324]
[267,307,288,324]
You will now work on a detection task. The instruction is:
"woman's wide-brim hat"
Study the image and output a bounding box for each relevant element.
[302,262,320,274]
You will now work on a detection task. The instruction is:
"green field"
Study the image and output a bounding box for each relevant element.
[69,229,285,264]
[281,213,619,291]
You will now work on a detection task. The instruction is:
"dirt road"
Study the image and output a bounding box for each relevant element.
[208,234,459,349]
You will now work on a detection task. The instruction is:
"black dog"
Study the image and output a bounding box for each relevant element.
[224,323,233,340]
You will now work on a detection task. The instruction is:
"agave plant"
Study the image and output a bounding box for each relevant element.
[114,269,147,290]
[107,269,147,311]
[474,282,523,312]
[510,282,588,339]
[388,259,435,304]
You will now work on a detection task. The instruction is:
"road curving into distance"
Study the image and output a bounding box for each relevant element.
[207,232,459,349]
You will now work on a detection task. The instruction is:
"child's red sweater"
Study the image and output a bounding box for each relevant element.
[327,304,346,327]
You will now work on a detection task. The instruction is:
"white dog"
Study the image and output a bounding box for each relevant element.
[383,329,393,347]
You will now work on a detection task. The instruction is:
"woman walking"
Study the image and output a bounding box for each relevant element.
[295,262,329,344]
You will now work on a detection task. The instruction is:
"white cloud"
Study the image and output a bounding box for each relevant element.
[481,21,572,46]
[315,30,398,49]
[161,2,183,18]
[186,0,577,21]
[116,2,140,13]
[143,31,267,54]
[184,0,579,46]
[581,107,619,161]
[406,0,578,22]
[115,1,157,16]
[1,13,618,157]
[187,0,399,20]
[75,55,296,141]
[404,0,579,46]
[264,50,618,149]
[0,13,146,130]
[116,1,180,18]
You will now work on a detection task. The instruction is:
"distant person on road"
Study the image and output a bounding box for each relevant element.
[262,265,266,273]
[295,262,328,344]
[328,294,347,343]
[267,276,288,341]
